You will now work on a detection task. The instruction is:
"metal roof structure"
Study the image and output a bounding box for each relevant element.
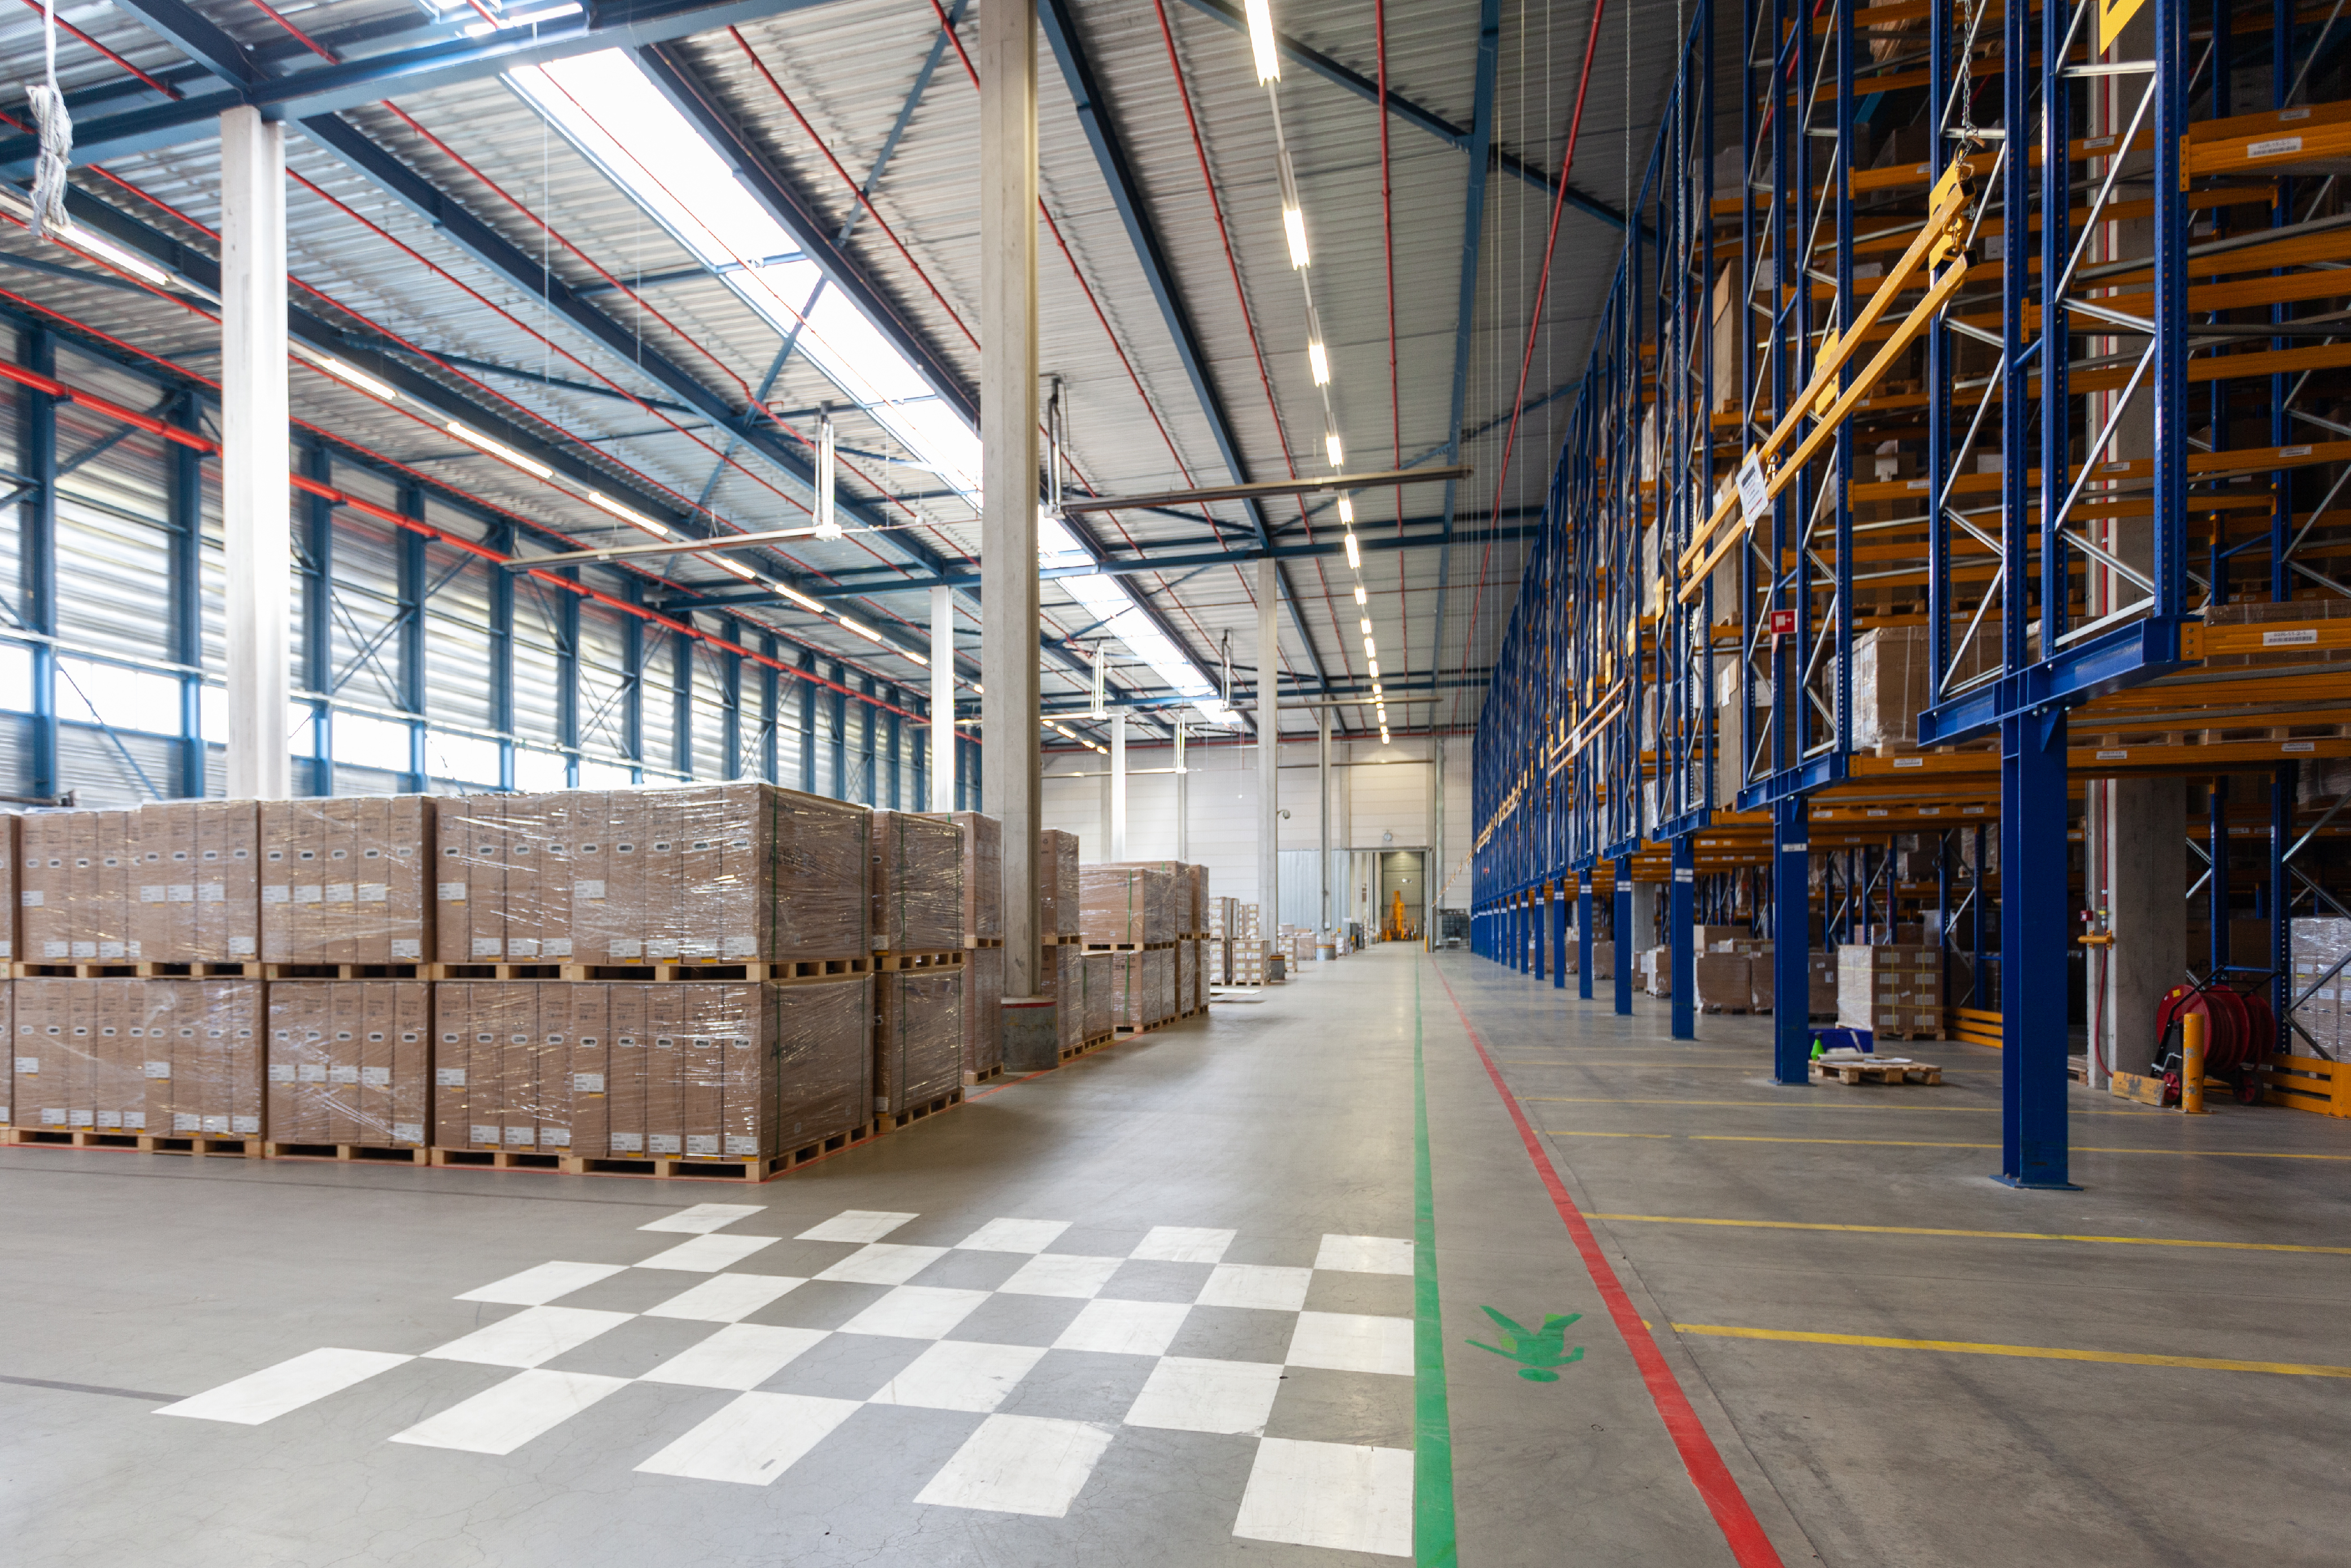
[0,0,1698,764]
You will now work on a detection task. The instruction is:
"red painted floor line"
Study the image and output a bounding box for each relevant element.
[1431,961,1787,1568]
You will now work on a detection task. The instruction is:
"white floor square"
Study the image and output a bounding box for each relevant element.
[1123,1356,1282,1435]
[1196,1263,1312,1312]
[916,1413,1115,1517]
[422,1306,634,1368]
[390,1369,630,1455]
[1313,1234,1415,1275]
[869,1340,1045,1412]
[155,1348,413,1425]
[639,1203,765,1234]
[635,1234,780,1273]
[641,1273,806,1323]
[815,1243,948,1285]
[955,1217,1071,1253]
[797,1210,917,1243]
[1286,1311,1414,1376]
[1053,1298,1191,1356]
[838,1285,991,1340]
[1130,1226,1235,1263]
[635,1391,862,1485]
[1232,1437,1413,1556]
[638,1324,829,1390]
[456,1261,629,1306]
[996,1253,1123,1299]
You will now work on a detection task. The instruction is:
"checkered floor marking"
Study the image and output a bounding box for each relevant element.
[158,1205,1418,1555]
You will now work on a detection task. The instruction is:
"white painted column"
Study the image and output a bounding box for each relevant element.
[1257,557,1279,935]
[1317,707,1332,948]
[1108,711,1127,860]
[1174,719,1188,860]
[221,107,290,801]
[928,584,953,811]
[980,0,1040,998]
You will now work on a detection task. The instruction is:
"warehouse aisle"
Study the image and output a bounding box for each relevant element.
[1,945,1798,1567]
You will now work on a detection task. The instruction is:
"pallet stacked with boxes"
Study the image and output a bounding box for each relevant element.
[1083,862,1189,1034]
[1836,945,1944,1041]
[868,810,964,1129]
[1035,829,1098,1059]
[926,811,1003,1085]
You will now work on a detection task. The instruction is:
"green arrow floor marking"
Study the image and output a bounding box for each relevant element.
[1466,1305,1587,1381]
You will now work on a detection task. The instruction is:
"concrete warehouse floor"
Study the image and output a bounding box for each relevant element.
[3,947,2347,1566]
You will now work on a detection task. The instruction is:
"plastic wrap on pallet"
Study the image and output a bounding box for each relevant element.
[259,796,435,964]
[1038,830,1080,940]
[876,968,962,1115]
[0,983,13,1124]
[1108,950,1145,1028]
[20,809,137,962]
[961,945,1004,1079]
[2291,918,2351,1056]
[1081,865,1180,945]
[0,812,19,962]
[925,811,1000,943]
[432,979,869,1162]
[436,785,868,964]
[1100,862,1189,940]
[869,811,962,953]
[1083,951,1112,1040]
[1153,946,1178,1022]
[11,977,261,1134]
[1836,945,1944,1037]
[266,981,430,1147]
[1178,940,1197,1014]
[1052,942,1085,1053]
[134,800,260,964]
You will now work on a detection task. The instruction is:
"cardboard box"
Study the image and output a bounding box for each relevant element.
[1046,941,1084,1054]
[869,811,961,953]
[1080,866,1178,946]
[1039,830,1080,940]
[876,969,962,1116]
[1694,953,1751,1012]
[263,798,434,964]
[0,812,16,961]
[1083,952,1112,1041]
[1837,944,1943,1035]
[925,811,1001,944]
[267,981,430,1148]
[961,944,1004,1081]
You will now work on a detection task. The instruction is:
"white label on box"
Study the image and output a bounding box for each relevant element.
[507,939,540,958]
[140,883,166,903]
[504,1127,534,1147]
[573,879,606,900]
[390,937,421,959]
[679,940,715,959]
[544,1127,571,1148]
[299,1063,327,1082]
[0,941,11,957]
[295,885,322,905]
[42,1108,65,1125]
[232,1116,259,1135]
[71,942,95,958]
[98,1111,120,1129]
[1737,452,1771,522]
[12,1057,33,1073]
[98,942,125,959]
[610,1133,643,1153]
[18,890,38,906]
[650,1134,682,1155]
[329,1065,360,1084]
[724,1135,758,1156]
[269,1063,295,1082]
[435,1067,468,1089]
[2263,628,2320,646]
[170,883,195,903]
[262,884,289,905]
[172,1113,198,1130]
[198,882,223,902]
[685,1135,720,1157]
[125,1113,146,1131]
[393,1123,423,1145]
[609,940,641,959]
[204,1116,230,1134]
[647,940,680,959]
[326,884,354,904]
[543,939,572,957]
[358,883,388,902]
[723,937,757,958]
[471,1124,500,1145]
[573,1073,605,1093]
[42,941,67,958]
[143,1060,170,1079]
[229,936,254,955]
[472,939,503,958]
[437,882,468,901]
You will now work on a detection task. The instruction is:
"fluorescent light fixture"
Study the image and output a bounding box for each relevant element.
[900,647,928,667]
[1325,433,1343,468]
[711,557,762,582]
[463,1,582,35]
[836,614,885,643]
[813,413,843,540]
[1307,342,1329,385]
[1282,205,1310,268]
[445,420,555,481]
[583,489,670,536]
[1370,682,1382,696]
[1359,617,1371,636]
[1363,636,1377,659]
[972,681,984,694]
[1337,495,1354,525]
[1052,723,1075,738]
[1244,0,1281,80]
[780,585,827,613]
[1368,660,1379,678]
[291,344,401,403]
[1354,584,1366,606]
[54,223,174,288]
[1343,532,1360,570]
[1381,726,1391,743]
[1035,510,1223,720]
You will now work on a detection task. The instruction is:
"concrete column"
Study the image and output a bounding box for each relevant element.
[928,585,953,811]
[2088,776,2185,1086]
[1257,556,1278,933]
[980,0,1041,999]
[1317,707,1331,947]
[221,107,290,801]
[1108,711,1127,860]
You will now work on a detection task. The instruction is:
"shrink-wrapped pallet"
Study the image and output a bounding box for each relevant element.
[1039,830,1082,941]
[876,968,963,1115]
[432,979,869,1161]
[20,809,136,962]
[923,811,1001,944]
[1083,951,1113,1040]
[1836,944,1944,1037]
[961,944,1004,1080]
[1693,953,1750,1014]
[1081,865,1176,945]
[135,800,260,964]
[261,797,433,964]
[870,810,962,953]
[265,981,431,1148]
[436,785,868,964]
[0,983,14,1123]
[11,977,261,1135]
[1043,940,1086,1054]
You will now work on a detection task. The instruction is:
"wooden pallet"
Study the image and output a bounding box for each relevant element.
[429,1146,566,1170]
[557,957,872,984]
[422,962,564,981]
[962,1063,1007,1087]
[566,1123,881,1183]
[263,1140,429,1164]
[1084,941,1178,952]
[1812,1058,1944,1086]
[259,962,427,980]
[963,936,1005,949]
[1058,1032,1115,1062]
[1,1126,261,1155]
[12,962,139,979]
[880,1089,963,1131]
[873,950,965,973]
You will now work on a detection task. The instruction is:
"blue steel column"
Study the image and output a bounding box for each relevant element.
[674,626,696,779]
[620,578,644,781]
[798,649,818,794]
[1576,873,1593,999]
[169,389,205,799]
[302,444,333,796]
[2271,765,2292,1054]
[1773,797,1809,1083]
[20,329,57,801]
[488,520,515,790]
[719,616,742,780]
[1998,710,2073,1187]
[758,634,780,782]
[1533,888,1545,980]
[1552,882,1566,989]
[1612,858,1633,1015]
[1670,835,1695,1039]
[397,481,428,795]
[556,573,582,786]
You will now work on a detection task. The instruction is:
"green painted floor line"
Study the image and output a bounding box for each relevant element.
[1413,959,1459,1567]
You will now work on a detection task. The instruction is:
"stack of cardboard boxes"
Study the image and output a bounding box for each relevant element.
[2290,917,2351,1056]
[1836,944,1944,1039]
[928,812,1003,1083]
[262,798,431,964]
[266,981,432,1149]
[12,977,263,1138]
[868,811,964,1118]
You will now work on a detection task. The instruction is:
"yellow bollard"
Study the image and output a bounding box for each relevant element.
[2182,1011,2207,1115]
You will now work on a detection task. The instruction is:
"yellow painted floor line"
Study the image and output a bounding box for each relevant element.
[1673,1323,2351,1379]
[1587,1213,2351,1257]
[1533,1130,1675,1139]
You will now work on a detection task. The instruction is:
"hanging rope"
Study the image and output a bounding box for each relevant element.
[26,0,71,239]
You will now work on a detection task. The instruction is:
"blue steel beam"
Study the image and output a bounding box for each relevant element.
[1036,0,1329,694]
[0,0,848,178]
